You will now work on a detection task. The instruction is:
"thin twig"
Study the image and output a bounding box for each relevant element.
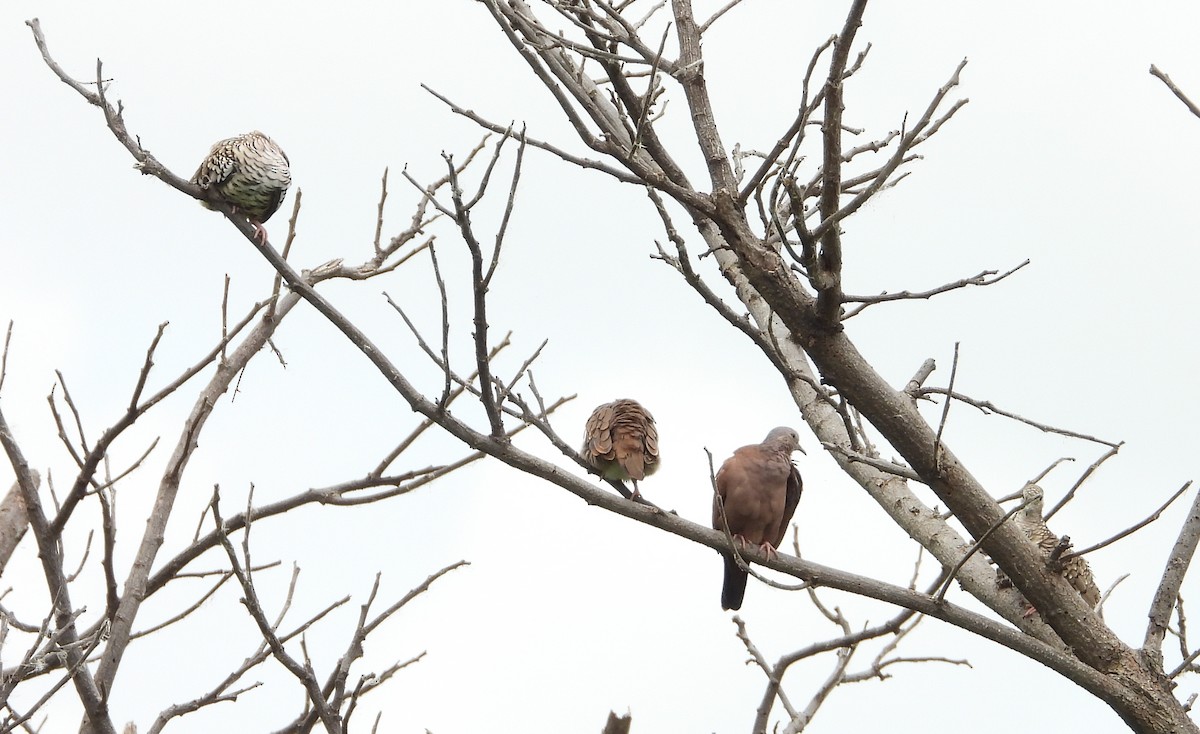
[932,342,959,472]
[424,243,453,409]
[1045,443,1124,519]
[698,0,747,33]
[486,129,527,286]
[268,191,304,322]
[374,167,389,257]
[0,320,13,395]
[220,277,230,367]
[934,495,1033,603]
[1150,65,1200,120]
[821,442,921,482]
[842,260,1029,318]
[1070,481,1192,561]
[708,449,748,575]
[918,389,1122,453]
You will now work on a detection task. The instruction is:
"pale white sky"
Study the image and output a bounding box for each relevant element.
[2,2,1200,732]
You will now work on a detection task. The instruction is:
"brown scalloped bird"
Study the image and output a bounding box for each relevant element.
[191,131,291,244]
[712,427,804,611]
[582,399,660,499]
[1014,483,1101,610]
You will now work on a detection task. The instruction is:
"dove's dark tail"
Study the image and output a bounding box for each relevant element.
[721,554,748,611]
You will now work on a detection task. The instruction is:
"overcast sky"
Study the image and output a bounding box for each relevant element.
[3,2,1200,732]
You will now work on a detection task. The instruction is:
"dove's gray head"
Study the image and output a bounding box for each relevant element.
[764,426,805,455]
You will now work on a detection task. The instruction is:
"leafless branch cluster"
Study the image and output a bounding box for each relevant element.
[204,485,464,734]
[12,5,1200,733]
[727,545,970,733]
[416,3,1200,729]
[3,21,566,732]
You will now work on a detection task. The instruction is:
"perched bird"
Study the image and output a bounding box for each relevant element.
[581,399,660,499]
[190,131,291,244]
[712,426,804,611]
[1013,483,1101,611]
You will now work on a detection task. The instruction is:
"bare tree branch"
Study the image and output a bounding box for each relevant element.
[1045,443,1124,519]
[0,408,116,734]
[0,475,35,574]
[841,259,1030,318]
[1151,64,1200,120]
[807,0,867,326]
[916,387,1122,451]
[210,486,344,733]
[0,320,13,395]
[934,494,1034,604]
[1145,484,1200,664]
[1069,481,1192,561]
[932,342,959,472]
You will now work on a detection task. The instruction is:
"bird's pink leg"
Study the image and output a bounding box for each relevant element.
[758,542,779,561]
[252,222,269,244]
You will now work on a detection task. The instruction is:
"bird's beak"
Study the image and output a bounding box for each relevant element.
[796,444,807,455]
